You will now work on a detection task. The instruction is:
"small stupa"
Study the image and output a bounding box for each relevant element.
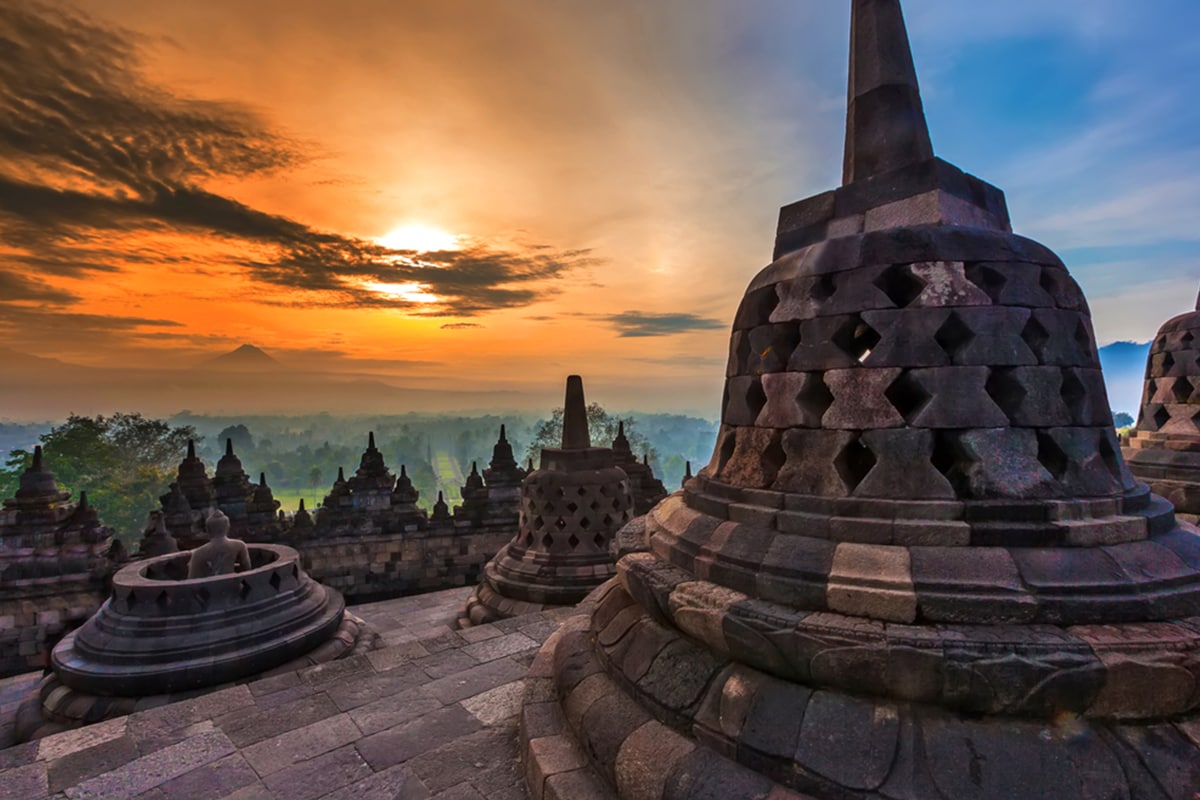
[610,421,668,514]
[523,2,1200,797]
[459,375,634,627]
[1124,285,1200,524]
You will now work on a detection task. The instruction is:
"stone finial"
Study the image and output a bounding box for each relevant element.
[187,439,196,459]
[562,375,590,449]
[642,453,649,466]
[336,467,346,483]
[843,0,933,184]
[225,438,234,457]
[298,498,306,511]
[612,420,632,456]
[259,472,267,487]
[499,424,508,443]
[527,457,534,472]
[400,464,408,478]
[32,445,43,471]
[78,490,89,509]
[683,461,693,487]
[368,431,377,450]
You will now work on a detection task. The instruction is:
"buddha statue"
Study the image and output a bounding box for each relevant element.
[186,509,250,578]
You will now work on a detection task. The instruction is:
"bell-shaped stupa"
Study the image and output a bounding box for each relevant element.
[523,3,1200,797]
[1124,285,1200,524]
[459,376,634,627]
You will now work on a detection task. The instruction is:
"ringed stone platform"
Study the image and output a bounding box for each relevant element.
[1125,285,1200,525]
[522,1,1200,798]
[460,376,635,627]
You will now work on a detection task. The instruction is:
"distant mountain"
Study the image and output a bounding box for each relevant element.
[0,347,82,372]
[203,344,282,372]
[1098,340,1151,418]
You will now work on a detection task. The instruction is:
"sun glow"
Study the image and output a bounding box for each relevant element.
[376,224,460,253]
[364,281,440,304]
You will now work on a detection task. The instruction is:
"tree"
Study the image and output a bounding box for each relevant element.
[1113,412,1134,429]
[525,403,656,464]
[216,424,254,453]
[308,466,323,505]
[0,413,198,543]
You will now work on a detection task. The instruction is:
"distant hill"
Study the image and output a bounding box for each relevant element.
[1098,340,1151,418]
[202,344,282,372]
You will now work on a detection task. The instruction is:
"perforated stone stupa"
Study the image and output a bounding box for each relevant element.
[1124,286,1200,525]
[459,376,634,627]
[611,421,668,515]
[523,2,1200,797]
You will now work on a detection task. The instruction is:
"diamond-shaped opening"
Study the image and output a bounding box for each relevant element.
[1060,371,1088,414]
[716,429,737,473]
[1073,319,1094,355]
[1039,268,1066,305]
[269,570,282,592]
[1020,316,1050,360]
[1171,377,1195,404]
[1098,432,1124,481]
[887,370,932,422]
[832,316,881,364]
[1157,335,1169,350]
[1152,405,1171,429]
[1161,352,1176,373]
[810,274,836,303]
[984,367,1025,423]
[594,532,606,549]
[796,373,834,423]
[744,378,767,419]
[126,589,139,610]
[543,502,555,514]
[1036,432,1070,481]
[155,590,169,610]
[1183,332,1195,346]
[612,497,622,510]
[930,432,962,491]
[541,533,554,549]
[589,500,601,511]
[568,533,580,549]
[555,517,567,529]
[734,333,753,375]
[834,436,877,494]
[566,502,579,513]
[533,515,544,529]
[603,514,614,527]
[762,432,786,485]
[763,326,801,370]
[598,485,610,497]
[195,586,210,611]
[556,487,566,498]
[874,264,926,307]
[292,564,299,580]
[935,311,976,360]
[577,486,588,496]
[964,262,1006,303]
[579,516,591,529]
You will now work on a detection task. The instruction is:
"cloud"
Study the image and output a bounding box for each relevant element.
[0,1,585,321]
[441,322,483,330]
[0,270,78,304]
[602,311,725,338]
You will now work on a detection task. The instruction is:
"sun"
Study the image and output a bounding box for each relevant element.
[362,281,439,304]
[375,224,460,253]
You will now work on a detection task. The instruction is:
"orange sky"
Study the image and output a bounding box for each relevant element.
[2,1,1198,417]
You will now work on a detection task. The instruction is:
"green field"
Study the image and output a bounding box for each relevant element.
[272,488,320,512]
[432,450,464,505]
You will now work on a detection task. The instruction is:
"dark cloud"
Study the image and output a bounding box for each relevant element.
[0,270,78,304]
[602,311,725,337]
[441,322,483,330]
[0,304,182,350]
[0,1,586,318]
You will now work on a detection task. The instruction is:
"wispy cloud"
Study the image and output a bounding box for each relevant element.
[441,322,483,330]
[602,311,724,338]
[0,0,587,335]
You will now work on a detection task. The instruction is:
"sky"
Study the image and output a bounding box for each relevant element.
[0,0,1197,416]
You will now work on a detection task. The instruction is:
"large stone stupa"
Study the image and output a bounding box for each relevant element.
[459,376,634,627]
[1124,286,1200,525]
[523,2,1200,797]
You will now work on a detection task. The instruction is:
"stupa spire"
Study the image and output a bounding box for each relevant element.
[368,431,376,450]
[186,439,196,459]
[224,438,233,457]
[32,445,43,471]
[843,0,933,184]
[499,424,507,443]
[561,375,590,449]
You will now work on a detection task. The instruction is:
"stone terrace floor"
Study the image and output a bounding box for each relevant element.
[0,586,574,800]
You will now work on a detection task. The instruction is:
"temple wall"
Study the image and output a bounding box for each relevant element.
[296,520,517,603]
[0,575,107,678]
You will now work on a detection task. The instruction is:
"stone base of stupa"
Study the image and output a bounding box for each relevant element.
[1125,432,1200,526]
[522,575,1200,800]
[13,611,378,743]
[457,548,617,629]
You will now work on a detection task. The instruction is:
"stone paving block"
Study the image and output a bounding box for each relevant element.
[240,713,360,778]
[261,744,372,800]
[0,761,48,798]
[462,632,539,663]
[246,672,301,699]
[460,679,524,726]
[47,735,141,794]
[430,783,486,800]
[318,763,430,800]
[63,729,236,800]
[217,692,341,748]
[156,753,258,800]
[297,655,372,687]
[327,662,432,711]
[425,657,528,706]
[544,768,609,800]
[38,716,128,762]
[348,686,445,737]
[827,543,917,623]
[407,726,520,794]
[366,640,431,673]
[355,704,482,771]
